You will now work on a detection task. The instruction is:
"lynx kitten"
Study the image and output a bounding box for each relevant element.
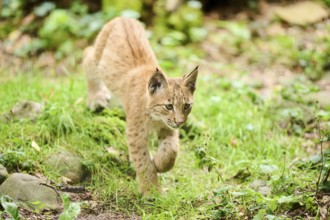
[83,17,198,194]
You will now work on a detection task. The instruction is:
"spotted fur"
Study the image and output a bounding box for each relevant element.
[83,17,198,195]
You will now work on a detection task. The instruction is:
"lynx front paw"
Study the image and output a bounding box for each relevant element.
[138,176,161,196]
[87,89,111,112]
[153,149,177,173]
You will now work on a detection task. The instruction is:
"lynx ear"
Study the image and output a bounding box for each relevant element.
[148,68,168,95]
[184,66,198,93]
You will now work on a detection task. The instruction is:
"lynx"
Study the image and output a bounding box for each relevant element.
[83,17,198,194]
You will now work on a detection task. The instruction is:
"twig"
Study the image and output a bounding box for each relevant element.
[217,169,225,183]
[322,169,330,183]
[0,46,20,58]
[281,151,286,178]
[315,117,324,196]
[294,190,330,196]
[39,182,62,202]
[58,185,86,193]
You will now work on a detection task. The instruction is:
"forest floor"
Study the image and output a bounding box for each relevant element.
[0,1,330,219]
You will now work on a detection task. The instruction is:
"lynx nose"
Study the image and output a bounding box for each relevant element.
[174,119,184,127]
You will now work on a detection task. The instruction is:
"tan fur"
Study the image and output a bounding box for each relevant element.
[83,17,198,195]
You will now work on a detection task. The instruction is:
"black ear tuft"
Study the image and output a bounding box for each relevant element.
[148,69,167,95]
[184,66,198,93]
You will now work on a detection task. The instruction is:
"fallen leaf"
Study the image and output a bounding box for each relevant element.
[74,97,84,105]
[106,147,120,157]
[31,140,40,151]
[22,13,35,26]
[36,52,56,68]
[88,201,98,209]
[230,137,238,147]
[8,30,22,42]
[59,176,72,184]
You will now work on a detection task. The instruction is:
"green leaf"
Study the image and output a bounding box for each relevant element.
[271,174,281,181]
[0,196,20,220]
[265,215,277,220]
[59,194,81,220]
[217,21,251,40]
[278,195,295,204]
[265,198,278,212]
[120,10,140,19]
[189,27,207,42]
[253,209,266,220]
[61,193,71,208]
[59,202,81,220]
[231,191,247,196]
[260,164,278,174]
[34,2,55,17]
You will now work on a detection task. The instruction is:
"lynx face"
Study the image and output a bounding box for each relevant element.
[147,67,198,129]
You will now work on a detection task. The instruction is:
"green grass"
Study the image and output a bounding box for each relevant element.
[1,1,329,218]
[0,65,328,219]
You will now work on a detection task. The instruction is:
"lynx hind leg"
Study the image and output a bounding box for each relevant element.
[153,129,179,173]
[87,79,111,112]
[83,46,111,112]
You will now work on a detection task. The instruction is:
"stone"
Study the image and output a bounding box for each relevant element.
[0,164,8,184]
[266,23,286,36]
[249,179,271,195]
[0,173,59,211]
[78,213,140,220]
[249,179,267,189]
[276,100,315,131]
[45,150,89,184]
[274,1,328,26]
[9,100,44,120]
[306,91,330,110]
[258,186,271,195]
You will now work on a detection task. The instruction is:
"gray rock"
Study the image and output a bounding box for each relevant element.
[249,179,271,195]
[258,186,271,195]
[306,91,330,109]
[276,100,315,131]
[0,173,59,211]
[78,213,140,220]
[8,100,43,120]
[274,1,328,26]
[45,150,89,184]
[249,179,267,189]
[0,164,8,184]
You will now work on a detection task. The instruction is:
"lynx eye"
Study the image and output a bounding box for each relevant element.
[165,104,173,110]
[183,103,191,111]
